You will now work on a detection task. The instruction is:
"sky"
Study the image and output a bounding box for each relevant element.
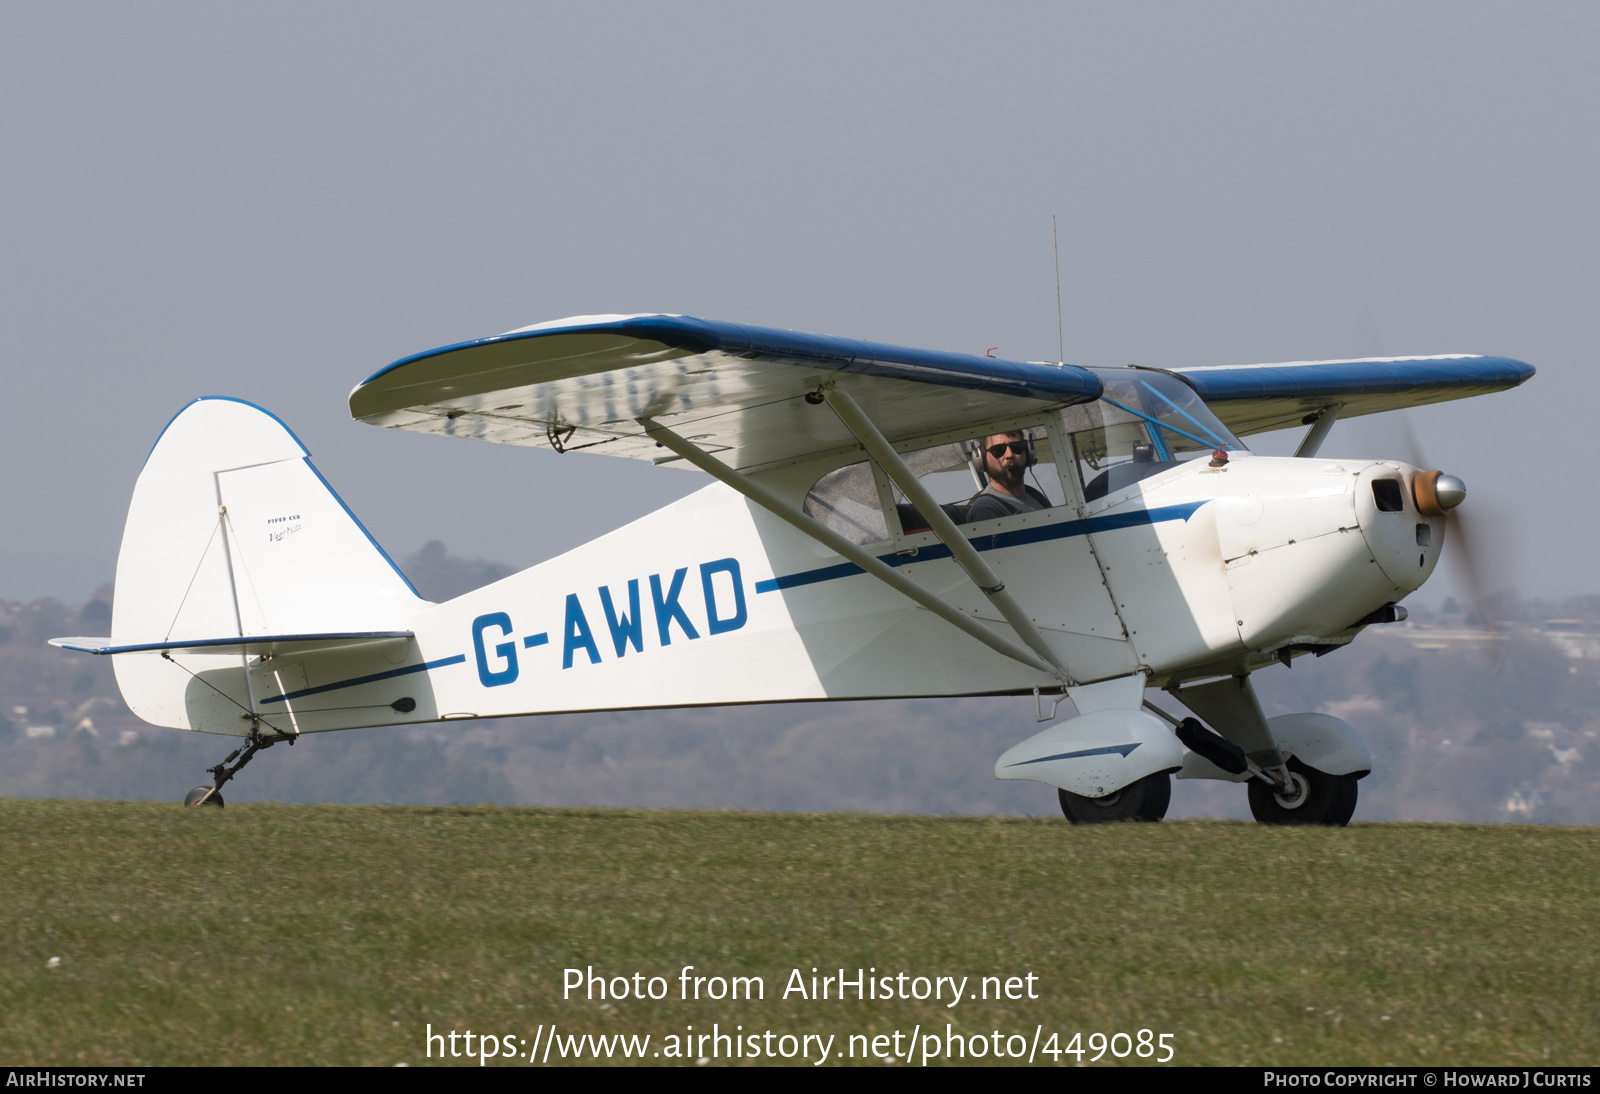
[1,2,1594,608]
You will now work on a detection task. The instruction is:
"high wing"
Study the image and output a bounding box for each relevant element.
[349,314,1103,471]
[1171,355,1535,437]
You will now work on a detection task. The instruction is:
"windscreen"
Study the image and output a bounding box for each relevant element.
[1063,370,1246,502]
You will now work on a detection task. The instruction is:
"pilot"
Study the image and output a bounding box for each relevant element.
[966,431,1051,521]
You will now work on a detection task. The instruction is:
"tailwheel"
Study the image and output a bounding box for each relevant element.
[181,729,290,810]
[1248,757,1358,826]
[1058,772,1172,824]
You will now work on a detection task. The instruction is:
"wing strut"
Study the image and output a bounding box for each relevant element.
[821,388,1072,679]
[638,417,1068,682]
[1293,403,1342,458]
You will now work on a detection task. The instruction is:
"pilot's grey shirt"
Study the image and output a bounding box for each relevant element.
[966,484,1047,522]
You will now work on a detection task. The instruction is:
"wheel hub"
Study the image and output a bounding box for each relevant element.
[1273,770,1311,809]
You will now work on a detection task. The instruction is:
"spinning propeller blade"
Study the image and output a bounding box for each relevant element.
[1394,414,1505,656]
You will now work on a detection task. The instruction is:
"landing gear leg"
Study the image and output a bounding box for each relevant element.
[183,729,292,808]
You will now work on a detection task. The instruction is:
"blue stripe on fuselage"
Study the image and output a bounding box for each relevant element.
[258,654,467,704]
[753,501,1205,594]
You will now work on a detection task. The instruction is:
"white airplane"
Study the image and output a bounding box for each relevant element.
[52,315,1532,823]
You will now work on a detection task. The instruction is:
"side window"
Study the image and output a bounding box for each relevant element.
[889,429,1064,532]
[803,461,889,545]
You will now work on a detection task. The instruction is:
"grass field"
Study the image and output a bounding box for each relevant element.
[2,800,1597,1067]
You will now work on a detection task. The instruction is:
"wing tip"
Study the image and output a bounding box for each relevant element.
[49,637,112,654]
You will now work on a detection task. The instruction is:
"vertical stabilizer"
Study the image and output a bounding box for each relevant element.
[111,398,427,729]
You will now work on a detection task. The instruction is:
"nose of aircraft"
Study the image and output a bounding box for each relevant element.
[1413,470,1466,517]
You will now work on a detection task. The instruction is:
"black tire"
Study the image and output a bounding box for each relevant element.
[1058,772,1172,824]
[183,786,224,808]
[1247,757,1356,826]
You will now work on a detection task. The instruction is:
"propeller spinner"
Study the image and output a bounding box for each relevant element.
[1412,470,1466,517]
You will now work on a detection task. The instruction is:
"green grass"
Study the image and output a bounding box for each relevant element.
[2,800,1596,1066]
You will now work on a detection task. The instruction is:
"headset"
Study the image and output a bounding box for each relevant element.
[966,429,1038,486]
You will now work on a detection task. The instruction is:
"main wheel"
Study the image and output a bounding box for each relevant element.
[1247,757,1356,826]
[183,786,224,808]
[1058,772,1171,824]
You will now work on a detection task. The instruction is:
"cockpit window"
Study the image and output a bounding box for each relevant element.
[1063,370,1247,502]
[886,430,1064,532]
[803,460,888,545]
[805,421,1074,544]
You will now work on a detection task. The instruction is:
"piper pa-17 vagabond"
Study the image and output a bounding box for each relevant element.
[53,315,1532,823]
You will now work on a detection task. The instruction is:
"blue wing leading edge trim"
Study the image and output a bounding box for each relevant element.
[357,314,1103,405]
[1173,354,1534,436]
[1177,355,1534,403]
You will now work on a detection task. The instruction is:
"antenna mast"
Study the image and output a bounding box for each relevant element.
[1052,214,1065,366]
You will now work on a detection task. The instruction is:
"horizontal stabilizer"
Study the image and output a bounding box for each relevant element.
[51,631,414,657]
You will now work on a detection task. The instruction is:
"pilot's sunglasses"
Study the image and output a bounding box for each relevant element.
[986,442,1029,458]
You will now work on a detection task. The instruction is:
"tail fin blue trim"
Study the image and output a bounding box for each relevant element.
[301,458,424,600]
